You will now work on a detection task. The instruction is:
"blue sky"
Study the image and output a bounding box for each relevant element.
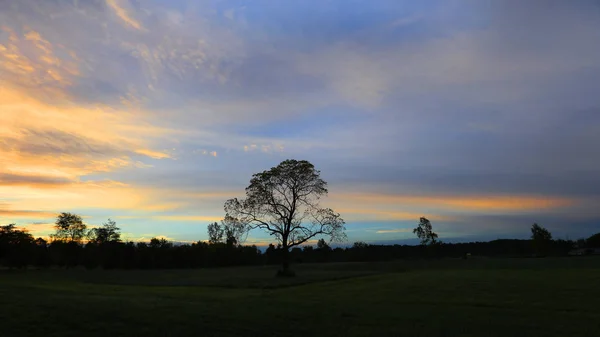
[1,0,600,245]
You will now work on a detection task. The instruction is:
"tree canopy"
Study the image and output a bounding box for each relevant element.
[531,223,552,241]
[224,159,346,275]
[88,219,121,244]
[207,216,247,246]
[52,212,87,243]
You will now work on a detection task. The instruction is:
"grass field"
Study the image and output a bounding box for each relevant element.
[2,257,600,337]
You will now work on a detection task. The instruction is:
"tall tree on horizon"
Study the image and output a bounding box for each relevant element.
[52,212,87,243]
[531,223,553,256]
[224,159,346,276]
[413,217,439,246]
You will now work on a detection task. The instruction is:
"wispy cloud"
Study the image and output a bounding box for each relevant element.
[1,0,599,243]
[105,0,144,30]
[376,229,413,234]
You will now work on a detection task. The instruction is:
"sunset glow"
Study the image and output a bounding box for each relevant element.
[1,1,599,244]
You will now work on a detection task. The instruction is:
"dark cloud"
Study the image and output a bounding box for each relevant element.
[0,172,72,187]
[0,129,126,158]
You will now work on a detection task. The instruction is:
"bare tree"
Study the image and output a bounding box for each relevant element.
[224,159,346,276]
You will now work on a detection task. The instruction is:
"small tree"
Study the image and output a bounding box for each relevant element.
[89,219,121,244]
[316,238,331,251]
[413,217,438,246]
[224,159,346,276]
[531,223,552,256]
[207,216,247,247]
[207,222,224,244]
[52,212,87,243]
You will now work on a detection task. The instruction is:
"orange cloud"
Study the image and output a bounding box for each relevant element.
[335,208,453,221]
[115,215,222,222]
[0,210,57,219]
[135,149,171,159]
[333,193,574,213]
[375,228,413,234]
[17,223,55,237]
[0,84,174,184]
[106,0,144,30]
[0,28,79,92]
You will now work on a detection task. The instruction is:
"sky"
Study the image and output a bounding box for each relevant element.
[1,0,600,245]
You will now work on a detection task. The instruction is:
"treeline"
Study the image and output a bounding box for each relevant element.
[2,213,600,270]
[1,227,597,270]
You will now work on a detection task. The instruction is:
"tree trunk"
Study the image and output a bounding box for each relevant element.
[277,246,295,277]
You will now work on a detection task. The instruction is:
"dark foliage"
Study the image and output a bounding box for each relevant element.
[0,229,577,270]
[0,209,579,270]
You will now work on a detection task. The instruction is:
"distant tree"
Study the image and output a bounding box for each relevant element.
[224,159,346,276]
[207,222,224,244]
[52,212,87,243]
[352,241,369,249]
[265,243,278,265]
[222,215,247,247]
[531,223,552,241]
[531,223,552,256]
[413,217,439,246]
[89,218,121,244]
[149,237,172,249]
[586,233,600,248]
[207,216,248,247]
[316,238,331,251]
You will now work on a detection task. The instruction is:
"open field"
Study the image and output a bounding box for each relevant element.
[2,257,600,337]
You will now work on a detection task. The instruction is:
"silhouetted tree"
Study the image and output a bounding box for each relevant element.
[586,233,600,248]
[207,222,224,244]
[88,218,121,244]
[224,159,346,276]
[317,238,331,251]
[222,215,247,247]
[413,217,438,246]
[531,223,552,256]
[207,216,247,247]
[0,224,34,268]
[52,212,87,243]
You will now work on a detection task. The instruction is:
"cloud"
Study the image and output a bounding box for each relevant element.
[135,149,171,159]
[376,229,413,234]
[335,208,449,222]
[0,27,79,96]
[105,0,144,30]
[0,209,57,219]
[0,85,174,182]
[1,0,600,242]
[331,192,574,216]
[0,173,72,188]
[115,215,222,222]
[243,143,285,153]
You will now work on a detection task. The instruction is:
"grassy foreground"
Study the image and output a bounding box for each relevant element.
[2,258,600,337]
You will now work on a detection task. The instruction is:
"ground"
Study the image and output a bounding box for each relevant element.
[1,257,600,337]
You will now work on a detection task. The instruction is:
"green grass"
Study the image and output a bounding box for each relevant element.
[2,257,600,337]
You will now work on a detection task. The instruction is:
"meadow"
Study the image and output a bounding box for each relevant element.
[1,257,600,337]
